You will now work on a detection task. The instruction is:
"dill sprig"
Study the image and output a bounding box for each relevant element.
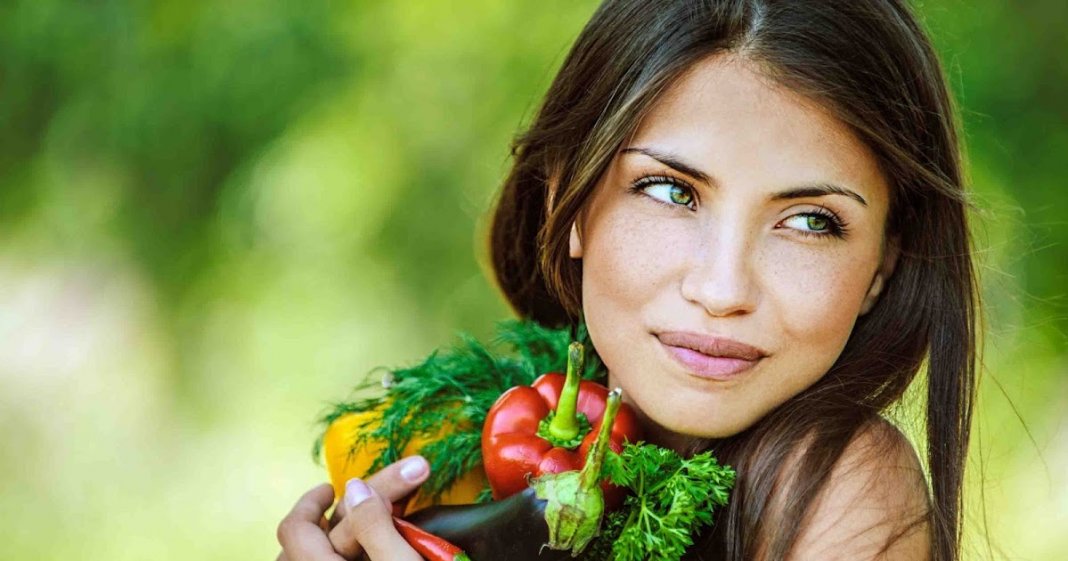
[493,318,606,382]
[312,318,604,502]
[579,442,736,561]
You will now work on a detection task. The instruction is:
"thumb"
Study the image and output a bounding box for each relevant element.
[327,456,430,559]
[335,478,422,561]
[329,455,430,528]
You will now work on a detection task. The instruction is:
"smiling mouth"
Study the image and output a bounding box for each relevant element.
[655,333,764,380]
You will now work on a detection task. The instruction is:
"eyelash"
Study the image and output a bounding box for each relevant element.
[788,206,850,240]
[628,174,697,209]
[626,173,851,240]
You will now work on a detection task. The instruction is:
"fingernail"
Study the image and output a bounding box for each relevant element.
[400,456,428,482]
[344,478,372,509]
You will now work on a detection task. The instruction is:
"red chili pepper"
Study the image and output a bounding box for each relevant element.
[393,516,472,561]
[481,342,643,506]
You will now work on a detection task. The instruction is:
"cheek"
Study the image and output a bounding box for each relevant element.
[579,206,686,380]
[764,246,873,377]
[581,209,683,317]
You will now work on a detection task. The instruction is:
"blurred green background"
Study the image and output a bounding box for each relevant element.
[0,1,1063,559]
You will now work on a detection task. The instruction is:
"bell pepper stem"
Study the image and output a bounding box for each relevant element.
[532,386,623,554]
[547,342,584,442]
[580,387,621,491]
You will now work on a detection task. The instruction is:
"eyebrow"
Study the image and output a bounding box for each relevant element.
[620,146,869,207]
[621,147,712,184]
[770,183,868,207]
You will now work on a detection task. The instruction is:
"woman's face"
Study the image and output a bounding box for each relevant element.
[571,54,897,448]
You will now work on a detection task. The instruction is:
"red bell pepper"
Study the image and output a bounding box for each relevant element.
[481,342,643,506]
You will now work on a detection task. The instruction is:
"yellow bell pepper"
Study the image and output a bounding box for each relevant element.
[320,405,487,516]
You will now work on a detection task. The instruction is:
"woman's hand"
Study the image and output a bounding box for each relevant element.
[276,455,431,561]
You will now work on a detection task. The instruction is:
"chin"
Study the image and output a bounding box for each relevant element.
[641,395,760,441]
[665,415,751,440]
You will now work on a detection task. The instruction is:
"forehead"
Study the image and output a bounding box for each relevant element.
[628,53,889,206]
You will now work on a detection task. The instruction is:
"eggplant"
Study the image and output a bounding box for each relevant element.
[405,486,573,560]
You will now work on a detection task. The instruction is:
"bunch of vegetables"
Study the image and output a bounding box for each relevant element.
[407,383,627,559]
[480,343,642,505]
[314,319,736,560]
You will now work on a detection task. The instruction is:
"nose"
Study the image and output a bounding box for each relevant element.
[679,229,759,318]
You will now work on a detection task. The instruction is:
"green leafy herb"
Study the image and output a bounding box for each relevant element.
[493,318,605,381]
[312,318,605,502]
[580,442,736,561]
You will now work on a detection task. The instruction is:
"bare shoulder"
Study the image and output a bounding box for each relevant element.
[788,418,932,561]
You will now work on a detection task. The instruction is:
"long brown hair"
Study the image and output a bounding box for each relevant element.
[487,1,977,559]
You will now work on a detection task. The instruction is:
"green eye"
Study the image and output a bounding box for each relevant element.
[670,186,693,206]
[644,183,695,207]
[781,212,843,238]
[805,215,829,231]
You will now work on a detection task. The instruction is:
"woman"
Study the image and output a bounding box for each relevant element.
[277,0,977,559]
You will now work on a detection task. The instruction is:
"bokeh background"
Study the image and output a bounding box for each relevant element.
[1,1,1064,559]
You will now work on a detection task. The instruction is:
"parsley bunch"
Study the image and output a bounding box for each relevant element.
[581,442,736,561]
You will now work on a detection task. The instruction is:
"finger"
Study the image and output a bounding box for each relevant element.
[336,478,422,561]
[328,455,429,530]
[328,478,378,559]
[276,483,346,561]
[365,455,430,503]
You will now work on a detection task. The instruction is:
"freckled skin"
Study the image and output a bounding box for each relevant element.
[569,54,897,448]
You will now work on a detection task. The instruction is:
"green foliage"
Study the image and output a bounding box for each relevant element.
[0,0,353,302]
[580,442,736,561]
[493,318,606,382]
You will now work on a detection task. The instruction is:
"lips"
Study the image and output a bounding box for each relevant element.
[656,331,767,380]
[656,331,767,361]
